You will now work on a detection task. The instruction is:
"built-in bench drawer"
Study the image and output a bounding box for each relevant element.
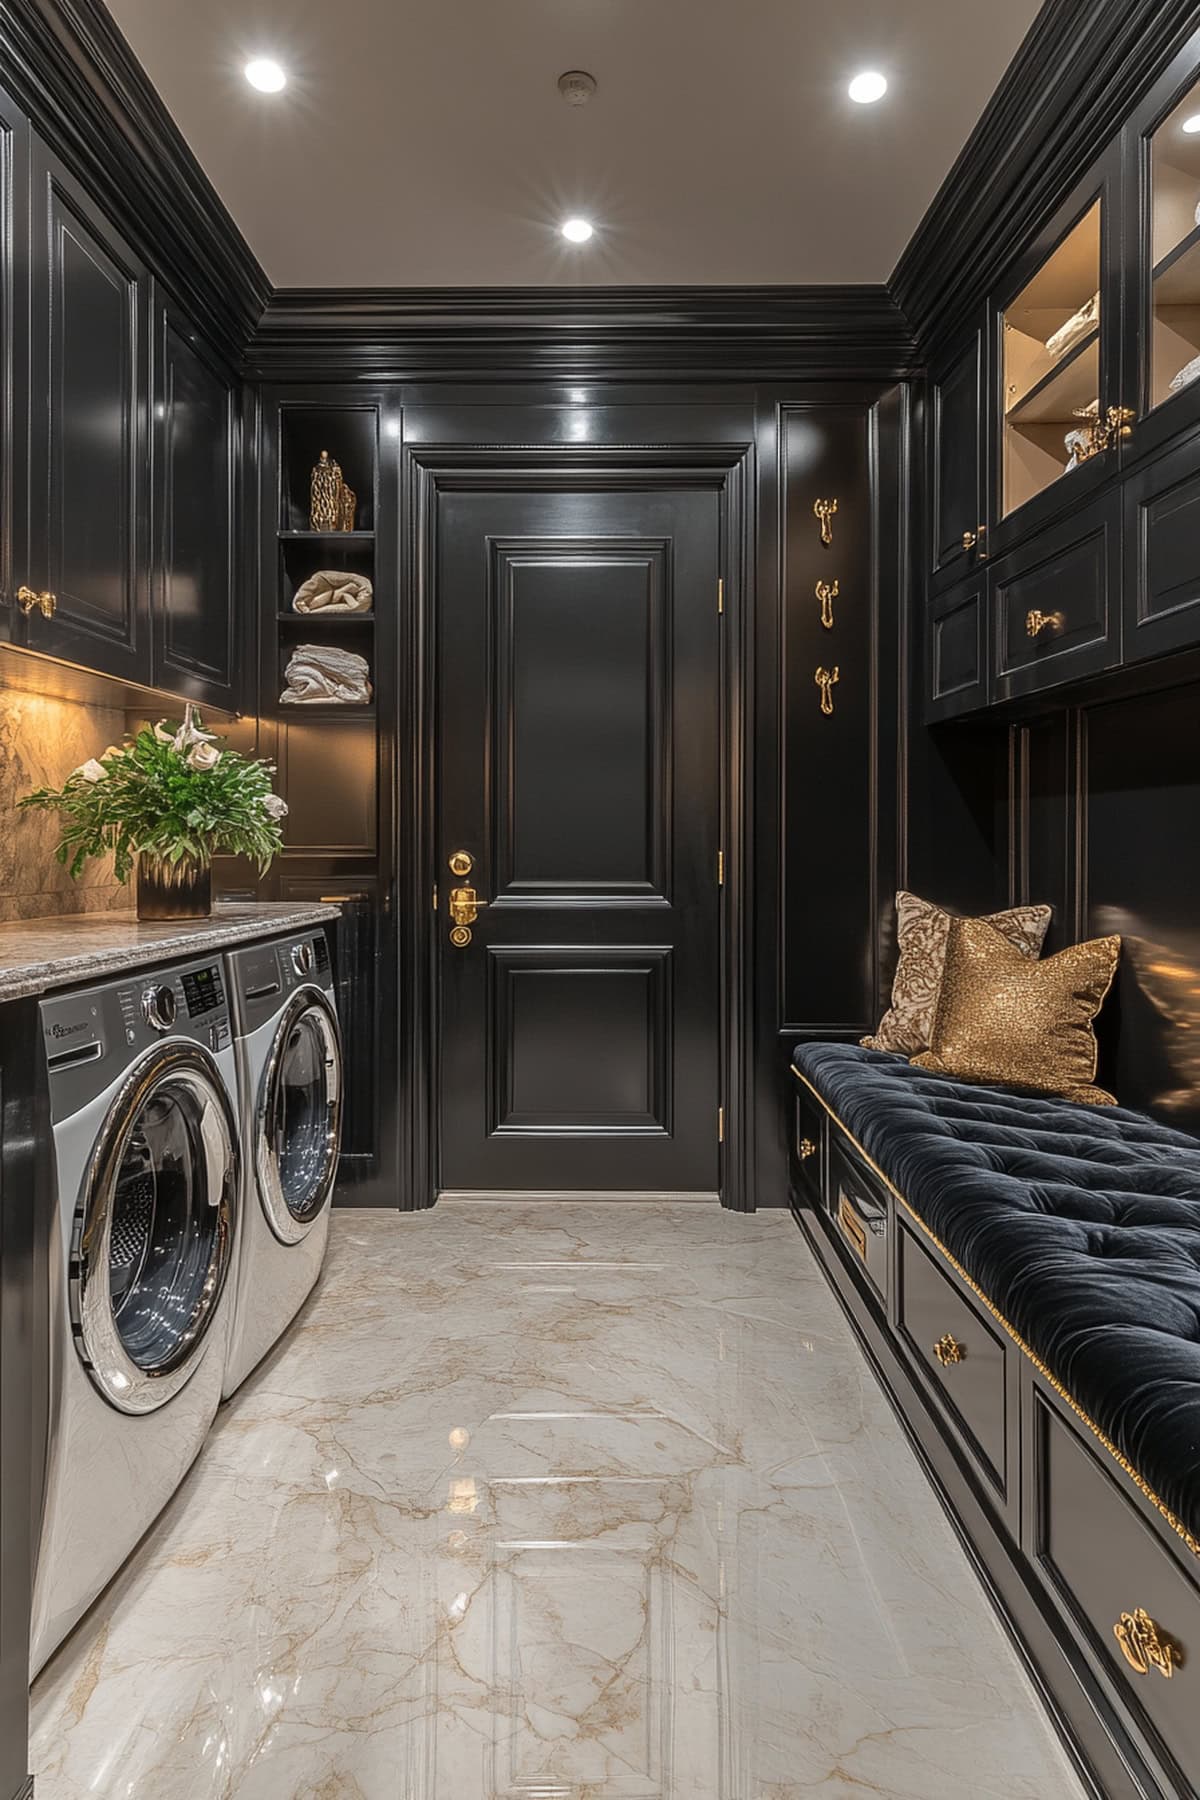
[829,1133,890,1302]
[1032,1392,1200,1795]
[897,1224,1010,1503]
[790,1076,826,1211]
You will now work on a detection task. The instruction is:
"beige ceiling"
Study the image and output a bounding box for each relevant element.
[105,0,1042,289]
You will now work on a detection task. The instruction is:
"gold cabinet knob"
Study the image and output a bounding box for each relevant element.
[1114,1608,1179,1680]
[1025,608,1065,639]
[798,1137,817,1161]
[16,585,56,618]
[933,1334,965,1367]
[962,529,977,552]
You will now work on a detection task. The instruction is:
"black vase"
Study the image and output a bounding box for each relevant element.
[136,853,212,922]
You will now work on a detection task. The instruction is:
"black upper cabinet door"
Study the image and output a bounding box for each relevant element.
[152,301,239,711]
[991,147,1125,559]
[0,85,30,649]
[925,575,989,722]
[27,140,150,681]
[1123,26,1200,465]
[930,324,988,586]
[1123,426,1200,663]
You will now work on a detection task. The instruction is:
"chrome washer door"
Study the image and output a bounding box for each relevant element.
[73,1044,238,1415]
[256,989,343,1245]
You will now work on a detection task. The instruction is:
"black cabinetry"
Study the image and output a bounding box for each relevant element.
[0,82,241,712]
[930,323,988,585]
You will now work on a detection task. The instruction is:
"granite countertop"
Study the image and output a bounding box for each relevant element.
[0,901,342,1003]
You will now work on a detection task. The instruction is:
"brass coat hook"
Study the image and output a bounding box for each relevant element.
[815,579,838,630]
[815,666,840,716]
[814,498,838,546]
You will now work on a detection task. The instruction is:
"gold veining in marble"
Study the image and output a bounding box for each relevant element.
[30,1203,1088,1799]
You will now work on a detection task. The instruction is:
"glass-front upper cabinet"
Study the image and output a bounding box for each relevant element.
[993,150,1124,549]
[1129,36,1200,459]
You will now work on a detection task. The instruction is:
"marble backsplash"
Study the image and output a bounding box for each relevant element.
[0,689,130,922]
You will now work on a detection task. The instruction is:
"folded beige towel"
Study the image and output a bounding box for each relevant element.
[291,569,373,614]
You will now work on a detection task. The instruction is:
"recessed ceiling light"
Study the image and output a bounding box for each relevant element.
[561,217,594,243]
[244,58,287,93]
[848,70,888,105]
[1183,112,1200,134]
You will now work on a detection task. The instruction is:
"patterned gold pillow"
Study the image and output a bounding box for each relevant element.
[862,891,1052,1057]
[912,916,1121,1105]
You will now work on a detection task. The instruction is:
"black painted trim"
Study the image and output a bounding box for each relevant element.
[0,0,267,366]
[893,0,1199,352]
[247,287,919,385]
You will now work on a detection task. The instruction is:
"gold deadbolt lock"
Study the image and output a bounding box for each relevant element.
[448,885,487,932]
[448,850,474,877]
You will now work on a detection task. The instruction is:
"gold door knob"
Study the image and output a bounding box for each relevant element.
[1025,608,1065,639]
[798,1137,817,1160]
[933,1334,965,1367]
[1113,1608,1179,1680]
[448,885,487,929]
[448,850,474,877]
[16,585,56,618]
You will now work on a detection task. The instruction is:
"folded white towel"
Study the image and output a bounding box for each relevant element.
[280,645,373,705]
[291,569,373,614]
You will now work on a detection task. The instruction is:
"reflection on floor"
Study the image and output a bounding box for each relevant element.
[31,1202,1087,1799]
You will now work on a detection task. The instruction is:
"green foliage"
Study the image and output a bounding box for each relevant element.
[18,709,287,884]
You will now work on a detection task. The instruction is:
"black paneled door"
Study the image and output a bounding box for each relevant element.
[436,479,722,1194]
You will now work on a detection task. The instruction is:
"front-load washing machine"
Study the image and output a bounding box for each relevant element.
[32,955,240,1674]
[222,928,343,1398]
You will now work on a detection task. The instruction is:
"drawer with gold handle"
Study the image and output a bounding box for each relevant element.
[1114,1607,1180,1681]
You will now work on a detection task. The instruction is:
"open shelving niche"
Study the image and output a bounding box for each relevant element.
[1150,81,1200,412]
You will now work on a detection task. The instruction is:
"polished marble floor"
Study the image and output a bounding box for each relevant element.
[31,1202,1087,1799]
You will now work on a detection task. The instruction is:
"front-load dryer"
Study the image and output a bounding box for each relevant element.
[32,956,240,1675]
[222,928,343,1398]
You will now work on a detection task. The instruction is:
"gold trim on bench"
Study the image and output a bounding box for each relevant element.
[790,1063,1200,1563]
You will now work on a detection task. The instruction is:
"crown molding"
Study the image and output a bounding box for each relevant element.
[244,284,920,385]
[0,0,269,366]
[892,0,1200,352]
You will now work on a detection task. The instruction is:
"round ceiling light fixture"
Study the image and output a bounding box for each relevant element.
[561,217,595,243]
[244,57,287,93]
[1183,112,1200,134]
[558,70,598,107]
[848,70,888,105]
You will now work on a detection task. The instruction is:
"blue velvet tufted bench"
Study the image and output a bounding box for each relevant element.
[791,1041,1200,1800]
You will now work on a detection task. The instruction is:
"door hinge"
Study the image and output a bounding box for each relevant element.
[717,578,725,615]
[718,1106,725,1144]
[717,849,725,886]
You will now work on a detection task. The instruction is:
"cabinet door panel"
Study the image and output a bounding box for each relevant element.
[926,578,988,721]
[1124,430,1200,662]
[931,329,987,582]
[0,85,29,648]
[28,142,149,681]
[153,305,238,708]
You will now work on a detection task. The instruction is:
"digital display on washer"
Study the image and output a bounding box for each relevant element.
[182,966,225,1018]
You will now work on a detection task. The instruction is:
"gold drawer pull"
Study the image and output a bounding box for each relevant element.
[962,529,977,552]
[1114,1608,1179,1680]
[933,1333,965,1367]
[837,1193,867,1261]
[1025,608,1064,639]
[798,1137,817,1161]
[16,585,56,618]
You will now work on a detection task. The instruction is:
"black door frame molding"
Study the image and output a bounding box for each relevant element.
[400,441,756,1211]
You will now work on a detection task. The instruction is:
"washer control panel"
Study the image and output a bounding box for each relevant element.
[227,930,335,1035]
[42,956,233,1122]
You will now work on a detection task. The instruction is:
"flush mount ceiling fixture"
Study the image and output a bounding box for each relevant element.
[244,57,286,93]
[848,70,888,105]
[561,217,595,243]
[1183,112,1200,134]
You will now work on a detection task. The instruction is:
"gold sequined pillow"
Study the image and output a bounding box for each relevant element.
[912,916,1121,1106]
[862,891,1052,1057]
